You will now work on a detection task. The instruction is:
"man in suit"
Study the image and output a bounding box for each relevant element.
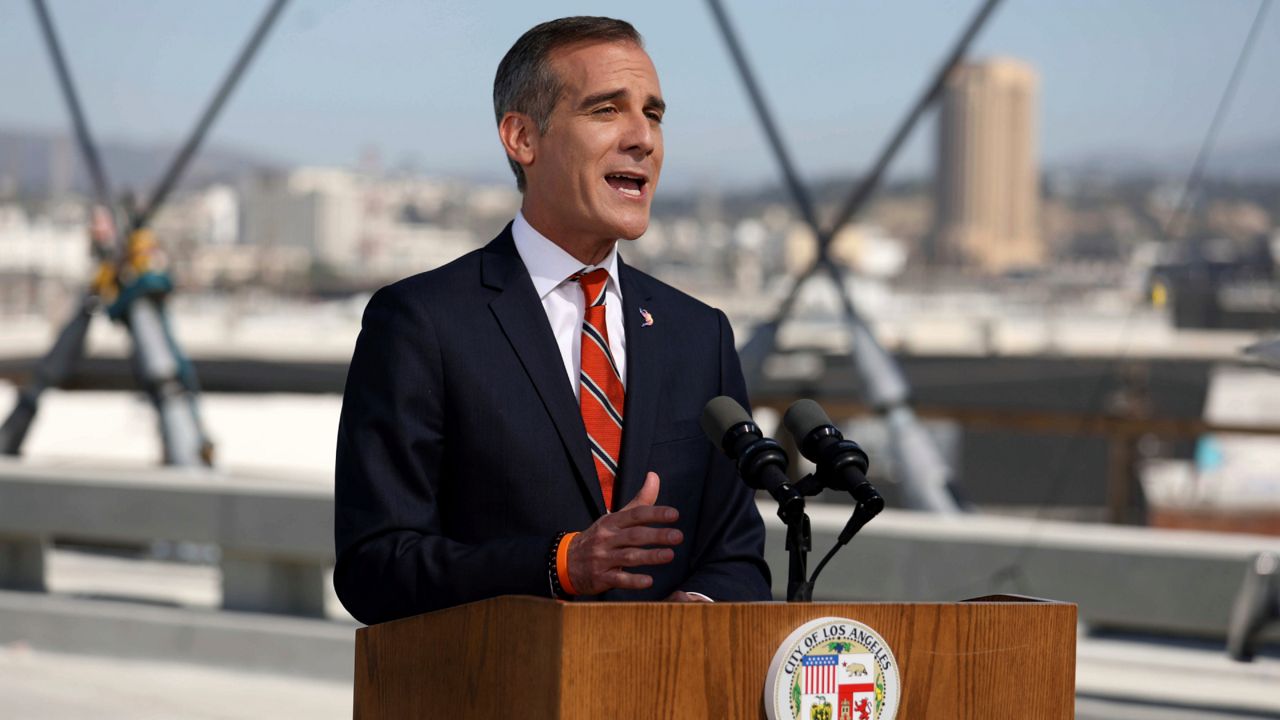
[334,16,771,626]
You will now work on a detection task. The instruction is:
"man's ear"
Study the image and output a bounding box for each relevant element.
[499,111,537,172]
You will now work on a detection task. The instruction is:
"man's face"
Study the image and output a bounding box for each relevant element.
[524,40,664,243]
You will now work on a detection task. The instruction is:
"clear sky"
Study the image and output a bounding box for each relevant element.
[1,0,1277,191]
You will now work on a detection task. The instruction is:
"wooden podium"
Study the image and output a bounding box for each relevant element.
[353,595,1075,719]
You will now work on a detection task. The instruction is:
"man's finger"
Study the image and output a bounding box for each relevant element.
[614,546,675,567]
[601,568,653,590]
[615,525,683,548]
[619,471,660,511]
[609,504,678,528]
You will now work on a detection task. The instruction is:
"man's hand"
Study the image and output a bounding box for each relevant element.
[567,472,682,595]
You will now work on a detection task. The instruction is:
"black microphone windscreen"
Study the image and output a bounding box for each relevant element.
[701,395,752,445]
[782,398,833,443]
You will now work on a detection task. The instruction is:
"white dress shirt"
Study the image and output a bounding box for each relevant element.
[511,211,627,398]
[512,213,714,603]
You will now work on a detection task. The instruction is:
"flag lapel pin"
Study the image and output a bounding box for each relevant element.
[639,308,654,327]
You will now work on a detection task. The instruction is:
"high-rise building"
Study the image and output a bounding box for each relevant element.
[242,167,363,266]
[932,58,1042,272]
[49,134,74,200]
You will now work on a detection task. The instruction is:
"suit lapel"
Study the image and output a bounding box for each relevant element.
[483,227,605,516]
[615,260,660,509]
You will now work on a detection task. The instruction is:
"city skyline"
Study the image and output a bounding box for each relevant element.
[1,1,1278,192]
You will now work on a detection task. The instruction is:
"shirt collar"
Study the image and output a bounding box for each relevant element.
[512,210,621,301]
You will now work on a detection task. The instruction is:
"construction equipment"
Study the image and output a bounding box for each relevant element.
[0,0,290,466]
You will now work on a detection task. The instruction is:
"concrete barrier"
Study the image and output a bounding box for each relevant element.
[0,589,355,681]
[0,459,331,616]
[3,456,1278,643]
[764,501,1280,643]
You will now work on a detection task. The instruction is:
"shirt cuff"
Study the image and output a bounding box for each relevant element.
[685,591,714,603]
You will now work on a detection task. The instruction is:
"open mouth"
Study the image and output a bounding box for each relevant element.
[605,173,647,198]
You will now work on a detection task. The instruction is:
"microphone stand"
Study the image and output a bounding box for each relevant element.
[775,493,812,602]
[783,469,884,602]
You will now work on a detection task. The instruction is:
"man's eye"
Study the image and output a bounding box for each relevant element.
[594,106,618,115]
[646,112,664,124]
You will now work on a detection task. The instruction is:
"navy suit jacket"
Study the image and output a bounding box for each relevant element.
[334,225,771,625]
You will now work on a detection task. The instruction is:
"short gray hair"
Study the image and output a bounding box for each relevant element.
[493,17,643,192]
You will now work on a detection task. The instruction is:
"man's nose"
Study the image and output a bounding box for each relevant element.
[620,111,656,158]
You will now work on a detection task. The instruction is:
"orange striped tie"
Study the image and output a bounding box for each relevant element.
[574,269,624,511]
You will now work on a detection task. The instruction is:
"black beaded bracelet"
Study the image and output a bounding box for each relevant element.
[547,530,573,600]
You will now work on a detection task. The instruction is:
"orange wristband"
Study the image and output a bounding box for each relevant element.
[556,531,580,596]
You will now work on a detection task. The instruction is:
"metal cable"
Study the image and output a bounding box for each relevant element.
[823,0,1003,247]
[973,0,1274,596]
[135,0,290,229]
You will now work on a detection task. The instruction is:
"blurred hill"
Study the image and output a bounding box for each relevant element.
[0,127,277,200]
[1049,137,1280,182]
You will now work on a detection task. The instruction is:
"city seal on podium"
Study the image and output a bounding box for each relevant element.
[764,617,901,720]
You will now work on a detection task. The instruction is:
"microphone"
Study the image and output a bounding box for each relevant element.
[700,396,804,519]
[782,399,883,513]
